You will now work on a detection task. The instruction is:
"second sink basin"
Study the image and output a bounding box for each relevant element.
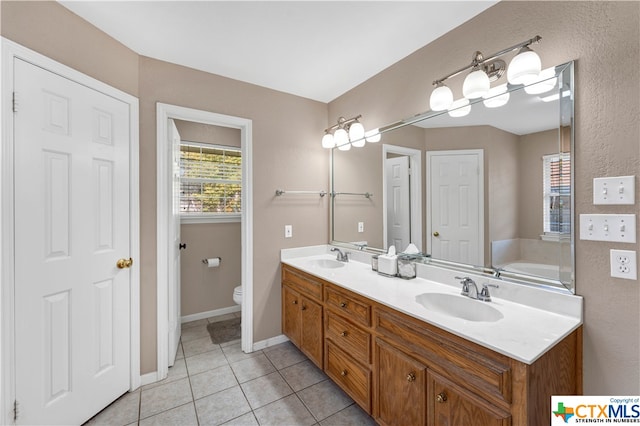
[306,258,345,269]
[415,292,504,322]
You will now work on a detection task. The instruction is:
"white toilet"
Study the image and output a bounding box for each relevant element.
[233,285,243,305]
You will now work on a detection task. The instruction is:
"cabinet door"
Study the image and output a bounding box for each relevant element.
[375,339,427,426]
[282,285,301,347]
[428,371,511,426]
[300,295,323,368]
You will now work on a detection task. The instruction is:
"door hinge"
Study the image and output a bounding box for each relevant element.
[12,92,17,113]
[13,399,18,421]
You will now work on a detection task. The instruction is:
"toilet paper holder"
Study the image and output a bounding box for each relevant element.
[202,257,222,265]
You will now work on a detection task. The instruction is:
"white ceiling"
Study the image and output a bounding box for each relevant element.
[59,1,498,103]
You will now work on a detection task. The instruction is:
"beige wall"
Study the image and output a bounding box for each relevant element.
[1,1,139,96]
[180,223,241,316]
[330,1,640,393]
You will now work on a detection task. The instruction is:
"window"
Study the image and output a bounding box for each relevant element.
[180,142,241,223]
[542,153,570,236]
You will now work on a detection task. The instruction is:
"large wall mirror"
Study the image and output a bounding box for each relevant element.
[331,61,574,293]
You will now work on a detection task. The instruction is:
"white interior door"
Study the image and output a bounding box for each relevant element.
[168,119,182,366]
[385,156,411,250]
[13,58,131,425]
[427,150,483,265]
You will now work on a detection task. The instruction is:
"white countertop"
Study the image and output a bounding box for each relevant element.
[281,245,583,365]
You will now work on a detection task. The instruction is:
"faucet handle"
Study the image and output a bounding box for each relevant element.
[455,276,473,295]
[479,283,499,302]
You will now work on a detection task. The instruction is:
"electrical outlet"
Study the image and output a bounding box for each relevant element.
[284,225,293,238]
[610,249,637,280]
[358,222,364,233]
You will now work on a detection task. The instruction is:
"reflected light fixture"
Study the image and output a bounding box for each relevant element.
[483,84,510,108]
[322,115,380,149]
[524,67,557,95]
[429,35,542,112]
[448,98,471,117]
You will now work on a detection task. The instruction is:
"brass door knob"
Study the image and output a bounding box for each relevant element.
[436,392,447,403]
[433,231,440,237]
[116,258,133,269]
[406,372,416,382]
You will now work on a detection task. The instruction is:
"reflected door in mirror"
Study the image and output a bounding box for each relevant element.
[428,150,483,265]
[385,155,410,250]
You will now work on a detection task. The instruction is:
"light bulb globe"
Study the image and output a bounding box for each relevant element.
[365,128,381,143]
[321,133,335,149]
[429,84,453,111]
[349,122,366,147]
[508,47,541,85]
[524,68,557,95]
[462,69,490,99]
[482,84,510,108]
[334,128,349,150]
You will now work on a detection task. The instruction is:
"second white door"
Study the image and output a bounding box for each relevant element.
[427,150,483,265]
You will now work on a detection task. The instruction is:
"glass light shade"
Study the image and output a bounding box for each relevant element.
[321,133,335,149]
[365,128,381,143]
[507,47,541,85]
[334,128,350,150]
[349,122,366,147]
[462,69,490,99]
[524,68,557,95]
[429,84,454,111]
[482,84,510,108]
[447,98,471,118]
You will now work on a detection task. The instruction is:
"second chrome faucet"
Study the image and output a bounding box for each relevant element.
[456,276,498,302]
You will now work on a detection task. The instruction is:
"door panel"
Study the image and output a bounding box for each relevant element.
[428,151,483,265]
[385,156,410,250]
[168,119,182,366]
[14,58,131,425]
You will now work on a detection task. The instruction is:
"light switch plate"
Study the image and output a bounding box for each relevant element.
[358,222,364,233]
[610,249,637,280]
[579,214,636,243]
[593,176,635,205]
[284,225,292,238]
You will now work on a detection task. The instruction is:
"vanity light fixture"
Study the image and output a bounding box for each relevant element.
[322,115,380,149]
[429,35,542,111]
[524,67,558,95]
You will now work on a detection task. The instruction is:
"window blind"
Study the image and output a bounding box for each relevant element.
[180,142,241,216]
[542,153,571,234]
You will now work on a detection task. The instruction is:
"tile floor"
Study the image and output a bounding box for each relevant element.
[85,313,377,425]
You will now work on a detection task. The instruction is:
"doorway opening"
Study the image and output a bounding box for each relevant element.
[156,104,253,382]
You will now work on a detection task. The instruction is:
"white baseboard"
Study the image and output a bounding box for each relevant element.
[181,305,241,323]
[252,334,289,351]
[139,371,159,387]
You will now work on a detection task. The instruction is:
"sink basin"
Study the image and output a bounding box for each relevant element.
[307,259,345,269]
[415,293,504,322]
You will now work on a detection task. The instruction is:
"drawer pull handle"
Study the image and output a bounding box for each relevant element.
[340,331,348,337]
[406,372,416,382]
[436,392,447,403]
[340,302,347,308]
[341,370,348,377]
[292,300,298,305]
[301,306,307,311]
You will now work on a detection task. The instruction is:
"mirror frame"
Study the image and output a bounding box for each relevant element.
[330,61,575,293]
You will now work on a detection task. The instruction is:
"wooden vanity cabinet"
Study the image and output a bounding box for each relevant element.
[281,266,324,368]
[280,263,582,426]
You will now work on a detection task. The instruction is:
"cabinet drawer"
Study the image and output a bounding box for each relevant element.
[325,311,371,364]
[325,286,371,327]
[374,307,512,405]
[325,342,371,413]
[282,265,323,300]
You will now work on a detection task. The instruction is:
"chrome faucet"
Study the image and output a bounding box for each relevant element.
[456,276,479,299]
[331,247,349,262]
